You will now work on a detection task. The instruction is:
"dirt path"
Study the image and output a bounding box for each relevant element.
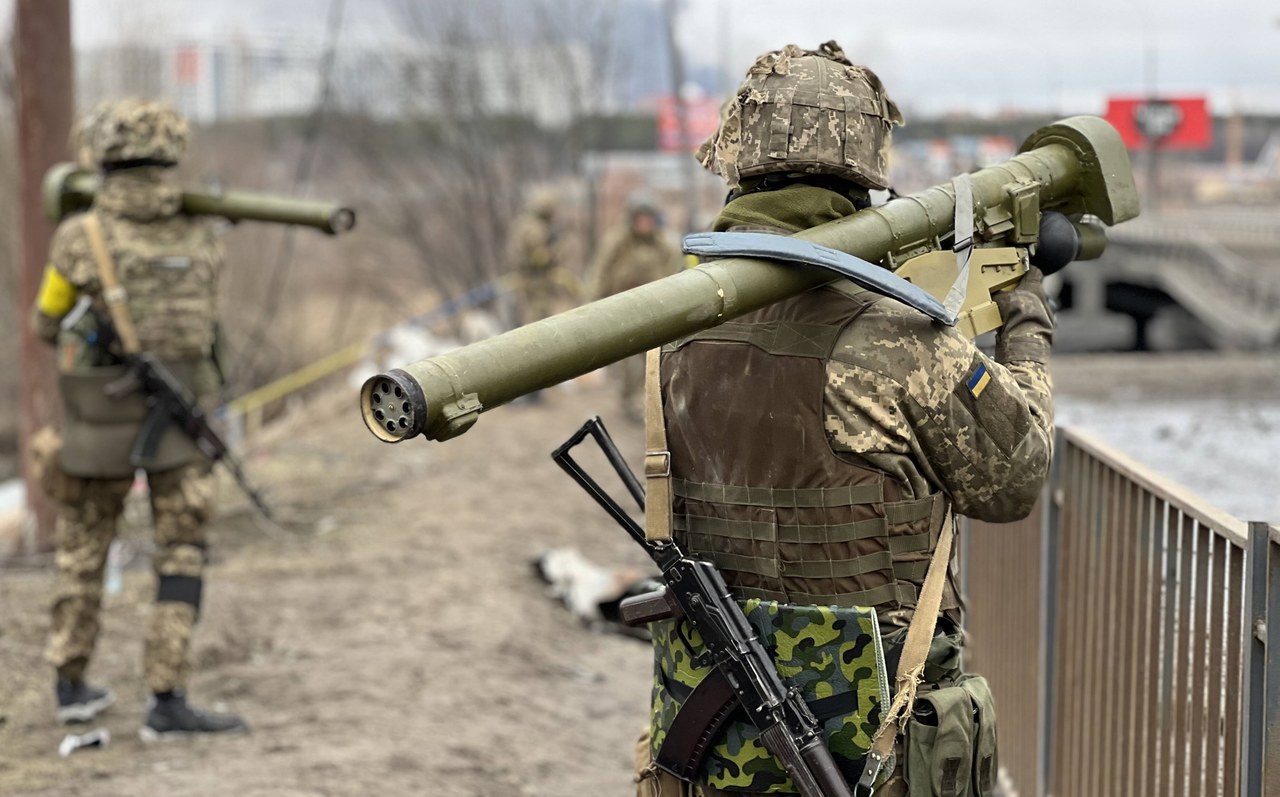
[0,379,656,797]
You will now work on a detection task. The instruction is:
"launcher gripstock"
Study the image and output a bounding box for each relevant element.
[42,162,356,234]
[361,115,1138,444]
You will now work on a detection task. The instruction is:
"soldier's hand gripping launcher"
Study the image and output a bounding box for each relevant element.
[361,116,1138,444]
[554,416,854,797]
[43,162,357,234]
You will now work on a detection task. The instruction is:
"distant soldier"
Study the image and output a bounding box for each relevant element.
[30,99,247,739]
[591,194,680,421]
[507,189,565,327]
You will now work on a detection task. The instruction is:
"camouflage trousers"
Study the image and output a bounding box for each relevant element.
[45,461,215,693]
[633,728,907,797]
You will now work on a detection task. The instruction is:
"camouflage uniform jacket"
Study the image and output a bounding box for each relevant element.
[35,167,224,363]
[506,212,558,281]
[590,228,679,299]
[715,184,1055,530]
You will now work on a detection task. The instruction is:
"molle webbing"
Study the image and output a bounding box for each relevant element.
[731,582,919,609]
[672,477,883,508]
[661,285,952,612]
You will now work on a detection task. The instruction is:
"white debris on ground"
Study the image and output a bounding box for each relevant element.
[345,311,507,392]
[346,325,462,391]
[0,479,24,550]
[0,479,22,516]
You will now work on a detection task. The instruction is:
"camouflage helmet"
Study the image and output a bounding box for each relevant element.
[627,190,659,217]
[89,98,189,168]
[697,41,903,191]
[529,187,559,219]
[70,102,112,170]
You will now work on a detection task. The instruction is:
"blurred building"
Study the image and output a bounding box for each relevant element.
[76,37,596,127]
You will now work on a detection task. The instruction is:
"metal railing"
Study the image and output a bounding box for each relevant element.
[961,426,1279,797]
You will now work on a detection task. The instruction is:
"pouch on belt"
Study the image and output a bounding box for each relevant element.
[58,363,205,478]
[903,674,998,797]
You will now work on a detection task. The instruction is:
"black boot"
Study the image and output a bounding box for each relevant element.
[55,679,115,724]
[140,691,247,742]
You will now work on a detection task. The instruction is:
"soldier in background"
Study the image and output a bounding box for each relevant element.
[507,188,565,327]
[30,99,247,740]
[590,194,680,422]
[636,43,1056,796]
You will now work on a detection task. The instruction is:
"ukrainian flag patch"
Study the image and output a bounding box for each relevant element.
[966,363,991,398]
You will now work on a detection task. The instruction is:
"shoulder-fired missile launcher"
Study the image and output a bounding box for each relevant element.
[361,115,1139,444]
[42,162,356,235]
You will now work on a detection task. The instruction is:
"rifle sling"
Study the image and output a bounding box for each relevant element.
[864,511,955,783]
[643,348,673,542]
[82,214,142,355]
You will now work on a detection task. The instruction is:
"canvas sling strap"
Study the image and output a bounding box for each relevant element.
[82,213,141,355]
[942,172,975,320]
[643,347,674,542]
[857,510,956,795]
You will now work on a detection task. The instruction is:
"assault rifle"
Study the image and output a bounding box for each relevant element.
[93,314,272,519]
[552,416,854,797]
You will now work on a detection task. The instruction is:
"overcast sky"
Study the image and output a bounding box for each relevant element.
[7,0,1278,115]
[675,0,1280,115]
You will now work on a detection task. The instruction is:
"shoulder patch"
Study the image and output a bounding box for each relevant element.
[966,363,991,397]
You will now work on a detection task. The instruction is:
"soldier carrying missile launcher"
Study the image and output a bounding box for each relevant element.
[619,41,1054,797]
[29,98,353,741]
[358,42,1138,797]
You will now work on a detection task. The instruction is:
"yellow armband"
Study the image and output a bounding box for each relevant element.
[35,265,78,319]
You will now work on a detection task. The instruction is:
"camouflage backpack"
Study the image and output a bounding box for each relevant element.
[696,41,903,191]
[650,599,892,792]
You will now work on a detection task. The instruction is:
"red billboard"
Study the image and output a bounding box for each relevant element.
[657,96,723,153]
[1105,96,1212,151]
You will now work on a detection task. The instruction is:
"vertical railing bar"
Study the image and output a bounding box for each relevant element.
[1081,457,1103,797]
[1155,499,1174,797]
[1176,514,1196,797]
[1127,486,1151,797]
[1172,508,1194,797]
[1146,488,1167,797]
[1222,539,1244,797]
[1039,436,1064,797]
[1182,516,1203,797]
[1189,520,1211,797]
[1055,443,1083,796]
[1203,531,1226,797]
[1260,523,1279,797]
[1114,477,1139,796]
[1241,522,1268,797]
[1077,451,1102,796]
[1095,465,1116,793]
